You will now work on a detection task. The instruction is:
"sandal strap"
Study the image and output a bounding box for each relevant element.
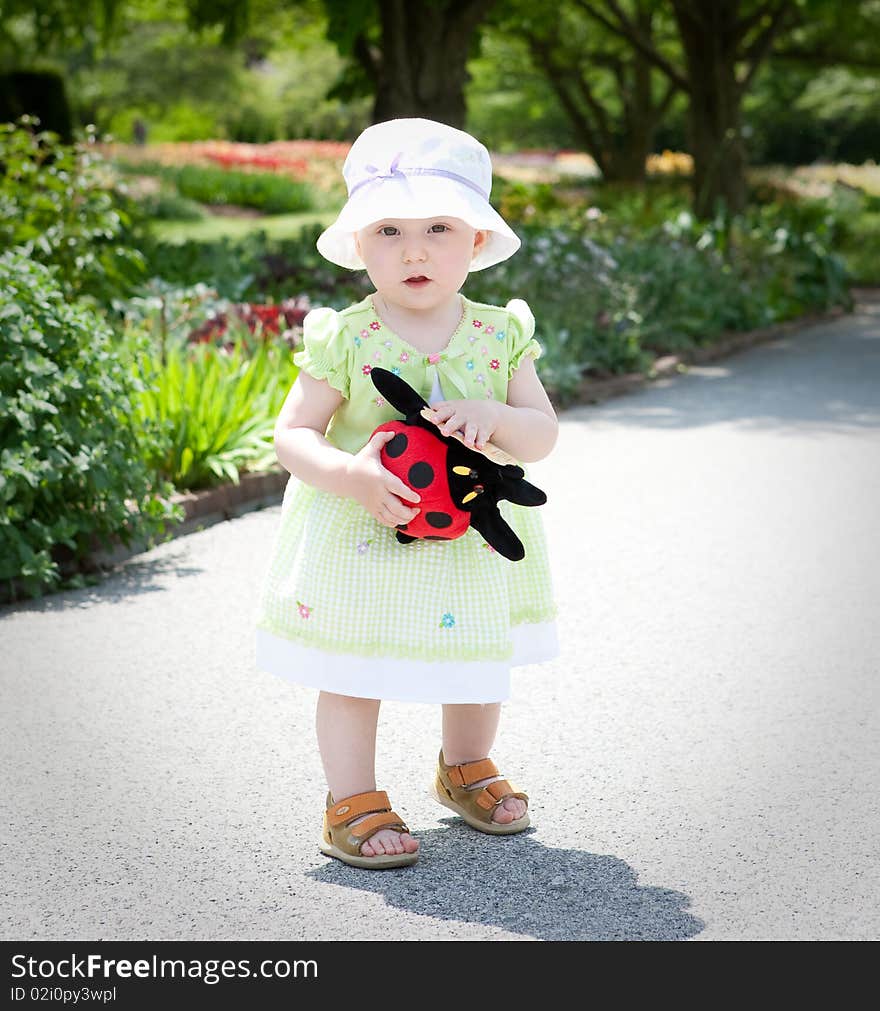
[445,757,499,788]
[326,789,391,827]
[474,779,520,810]
[348,810,409,841]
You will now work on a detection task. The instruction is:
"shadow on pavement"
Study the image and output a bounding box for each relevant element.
[0,550,204,614]
[306,821,703,940]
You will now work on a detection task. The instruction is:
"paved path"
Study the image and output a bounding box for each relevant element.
[3,303,879,941]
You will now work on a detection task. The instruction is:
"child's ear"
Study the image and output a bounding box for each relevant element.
[472,229,488,256]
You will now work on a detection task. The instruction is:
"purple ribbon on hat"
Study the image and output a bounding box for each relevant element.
[349,149,490,201]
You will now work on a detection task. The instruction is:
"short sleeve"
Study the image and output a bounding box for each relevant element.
[505,298,543,380]
[292,306,351,397]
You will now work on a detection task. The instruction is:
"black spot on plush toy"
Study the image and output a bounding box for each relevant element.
[369,367,547,561]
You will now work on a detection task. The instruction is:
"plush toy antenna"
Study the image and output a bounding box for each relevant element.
[370,367,429,420]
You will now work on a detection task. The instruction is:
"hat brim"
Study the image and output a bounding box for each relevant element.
[316,174,520,271]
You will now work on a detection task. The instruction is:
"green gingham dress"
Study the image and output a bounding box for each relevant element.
[253,291,559,703]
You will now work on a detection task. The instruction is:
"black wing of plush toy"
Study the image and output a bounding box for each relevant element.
[370,367,546,561]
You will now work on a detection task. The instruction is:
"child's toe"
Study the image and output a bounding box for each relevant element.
[492,797,526,824]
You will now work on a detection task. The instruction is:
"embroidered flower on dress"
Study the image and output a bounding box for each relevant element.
[466,359,474,371]
[391,366,401,376]
[468,334,479,345]
[496,330,505,341]
[440,612,456,628]
[476,373,486,385]
[373,349,383,362]
[362,364,373,375]
[354,336,362,348]
[296,601,313,619]
[399,351,410,363]
[356,539,373,554]
[481,346,488,355]
[360,328,370,339]
[374,396,386,407]
[472,320,483,328]
[369,321,381,331]
[489,358,500,370]
[383,340,393,349]
[485,324,496,335]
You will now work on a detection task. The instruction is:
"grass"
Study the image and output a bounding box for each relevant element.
[151,209,337,244]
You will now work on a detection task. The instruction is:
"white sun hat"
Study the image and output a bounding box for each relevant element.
[316,117,521,272]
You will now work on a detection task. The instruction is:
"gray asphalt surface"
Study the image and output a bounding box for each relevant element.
[3,303,879,941]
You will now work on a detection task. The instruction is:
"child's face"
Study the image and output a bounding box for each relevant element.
[355,217,487,311]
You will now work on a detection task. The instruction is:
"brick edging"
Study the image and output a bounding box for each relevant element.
[169,468,289,528]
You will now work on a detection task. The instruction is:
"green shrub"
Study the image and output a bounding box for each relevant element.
[138,188,206,221]
[660,201,852,318]
[128,334,300,491]
[0,251,183,601]
[140,224,368,303]
[172,163,313,214]
[0,119,147,304]
[119,159,314,214]
[464,201,852,403]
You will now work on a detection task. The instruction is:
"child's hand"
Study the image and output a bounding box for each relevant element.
[425,399,502,451]
[345,430,422,527]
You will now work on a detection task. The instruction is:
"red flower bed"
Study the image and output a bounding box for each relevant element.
[168,140,350,181]
[189,296,311,347]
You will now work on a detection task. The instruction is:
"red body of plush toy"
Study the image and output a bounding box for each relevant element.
[373,420,471,541]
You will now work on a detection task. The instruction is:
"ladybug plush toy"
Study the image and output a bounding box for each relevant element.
[368,367,547,561]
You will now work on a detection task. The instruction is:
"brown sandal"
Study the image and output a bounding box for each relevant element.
[319,789,418,869]
[431,750,530,835]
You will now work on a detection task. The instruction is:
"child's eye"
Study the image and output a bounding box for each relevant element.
[378,224,448,236]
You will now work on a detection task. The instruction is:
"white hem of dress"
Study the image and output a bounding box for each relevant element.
[254,622,559,704]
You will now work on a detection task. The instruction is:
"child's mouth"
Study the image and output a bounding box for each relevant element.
[404,277,431,287]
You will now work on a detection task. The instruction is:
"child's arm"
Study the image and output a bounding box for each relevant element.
[273,372,421,526]
[493,355,558,462]
[431,356,558,463]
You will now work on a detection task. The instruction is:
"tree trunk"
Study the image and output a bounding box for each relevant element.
[603,133,653,183]
[672,1,749,218]
[373,0,496,127]
[603,49,662,183]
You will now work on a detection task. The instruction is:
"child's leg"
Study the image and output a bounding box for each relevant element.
[441,703,527,825]
[316,691,418,857]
